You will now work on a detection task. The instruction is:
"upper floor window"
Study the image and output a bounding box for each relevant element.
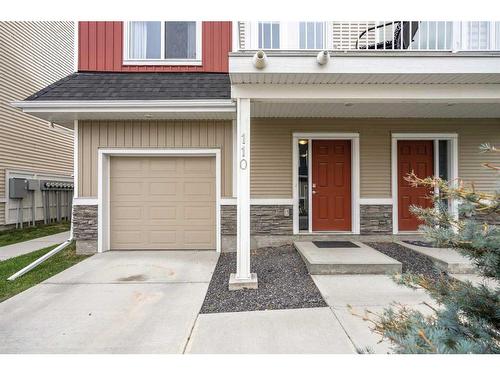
[258,22,280,49]
[299,22,325,49]
[124,21,201,65]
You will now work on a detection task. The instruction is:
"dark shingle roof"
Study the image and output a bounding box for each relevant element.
[26,72,231,101]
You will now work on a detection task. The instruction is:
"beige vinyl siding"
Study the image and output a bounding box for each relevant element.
[251,118,500,198]
[0,22,74,225]
[78,120,233,198]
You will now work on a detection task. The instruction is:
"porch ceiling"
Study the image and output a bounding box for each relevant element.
[251,101,500,118]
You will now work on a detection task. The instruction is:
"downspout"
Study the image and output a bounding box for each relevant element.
[7,221,74,281]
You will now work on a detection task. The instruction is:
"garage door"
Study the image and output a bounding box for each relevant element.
[110,156,216,250]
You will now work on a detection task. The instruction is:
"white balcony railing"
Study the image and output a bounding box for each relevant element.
[238,21,500,52]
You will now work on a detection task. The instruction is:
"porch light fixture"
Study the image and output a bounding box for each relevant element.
[252,50,268,69]
[316,50,330,65]
[298,139,308,145]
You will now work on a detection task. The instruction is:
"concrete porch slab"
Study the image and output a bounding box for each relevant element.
[185,307,356,354]
[294,241,402,275]
[396,241,475,274]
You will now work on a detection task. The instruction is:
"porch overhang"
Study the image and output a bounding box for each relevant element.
[11,99,237,128]
[231,83,500,118]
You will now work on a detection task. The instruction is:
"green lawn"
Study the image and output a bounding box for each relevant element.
[0,242,91,302]
[0,222,71,247]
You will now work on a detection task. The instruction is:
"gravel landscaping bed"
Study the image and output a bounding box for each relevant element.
[200,245,327,314]
[365,242,447,282]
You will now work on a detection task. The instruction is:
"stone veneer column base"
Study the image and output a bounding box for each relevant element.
[73,204,98,254]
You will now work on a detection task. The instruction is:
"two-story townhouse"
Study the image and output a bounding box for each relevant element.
[0,22,75,230]
[14,21,500,289]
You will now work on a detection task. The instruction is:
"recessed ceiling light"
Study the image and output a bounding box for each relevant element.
[144,114,153,118]
[298,139,308,145]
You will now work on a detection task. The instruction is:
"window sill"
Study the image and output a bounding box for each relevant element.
[123,59,203,66]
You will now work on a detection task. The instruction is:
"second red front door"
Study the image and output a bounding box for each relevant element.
[312,140,352,231]
[397,140,434,231]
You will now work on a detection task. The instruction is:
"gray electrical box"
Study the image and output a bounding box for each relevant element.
[27,179,40,190]
[9,178,28,199]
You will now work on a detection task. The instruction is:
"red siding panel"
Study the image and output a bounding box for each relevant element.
[78,21,231,73]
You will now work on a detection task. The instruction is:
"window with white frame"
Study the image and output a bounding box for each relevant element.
[258,22,280,49]
[299,22,326,49]
[125,21,201,64]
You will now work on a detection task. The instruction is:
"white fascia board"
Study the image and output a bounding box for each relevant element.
[11,99,236,113]
[229,53,500,75]
[231,84,500,102]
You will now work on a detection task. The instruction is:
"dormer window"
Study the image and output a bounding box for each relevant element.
[124,21,202,65]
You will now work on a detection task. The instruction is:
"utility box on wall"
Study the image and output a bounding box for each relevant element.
[9,178,28,199]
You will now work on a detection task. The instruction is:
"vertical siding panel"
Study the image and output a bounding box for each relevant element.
[166,122,175,147]
[116,122,125,147]
[96,22,106,70]
[124,122,133,147]
[105,22,115,71]
[150,122,158,147]
[90,122,100,196]
[174,123,183,147]
[133,121,142,147]
[157,122,166,147]
[199,122,208,147]
[79,22,88,70]
[113,22,122,71]
[182,122,191,146]
[87,22,97,71]
[108,121,116,147]
[141,122,150,147]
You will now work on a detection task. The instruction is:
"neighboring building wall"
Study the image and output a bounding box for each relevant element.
[77,120,234,198]
[78,22,232,73]
[0,22,74,227]
[251,118,500,199]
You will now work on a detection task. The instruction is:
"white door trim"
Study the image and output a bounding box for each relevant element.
[97,148,221,253]
[391,133,458,234]
[292,132,360,235]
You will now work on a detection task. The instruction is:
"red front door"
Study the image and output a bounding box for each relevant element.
[397,140,434,231]
[312,140,352,231]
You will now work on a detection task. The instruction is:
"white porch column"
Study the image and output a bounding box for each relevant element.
[229,98,258,290]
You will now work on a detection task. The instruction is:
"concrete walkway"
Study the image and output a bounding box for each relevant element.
[0,231,70,261]
[0,251,218,353]
[312,275,436,353]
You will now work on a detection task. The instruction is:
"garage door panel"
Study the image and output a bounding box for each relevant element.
[149,181,177,196]
[110,156,216,250]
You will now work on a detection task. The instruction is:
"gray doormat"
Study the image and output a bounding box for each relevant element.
[313,241,360,248]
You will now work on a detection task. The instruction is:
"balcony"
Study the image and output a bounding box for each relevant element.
[230,21,500,85]
[236,21,500,52]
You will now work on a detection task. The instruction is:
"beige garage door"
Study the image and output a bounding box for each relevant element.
[110,156,216,250]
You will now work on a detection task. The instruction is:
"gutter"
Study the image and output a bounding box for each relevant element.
[11,99,236,113]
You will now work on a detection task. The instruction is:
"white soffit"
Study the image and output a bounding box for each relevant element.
[252,102,500,118]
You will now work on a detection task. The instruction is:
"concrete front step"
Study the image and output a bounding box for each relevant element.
[294,241,402,275]
[396,241,476,274]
